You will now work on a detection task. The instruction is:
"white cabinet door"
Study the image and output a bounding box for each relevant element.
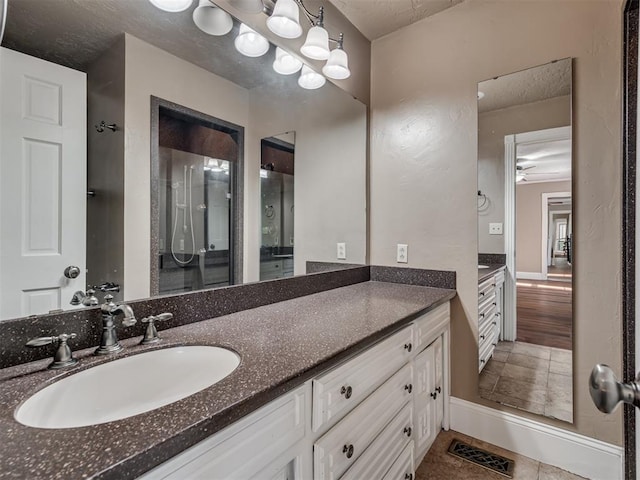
[0,47,86,319]
[413,337,444,460]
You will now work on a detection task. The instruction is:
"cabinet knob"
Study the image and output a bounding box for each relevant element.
[404,426,412,437]
[342,444,354,458]
[405,474,413,480]
[480,292,485,296]
[430,391,438,399]
[480,334,485,340]
[404,383,413,394]
[340,385,353,399]
[479,313,485,318]
[436,386,441,394]
[404,343,412,352]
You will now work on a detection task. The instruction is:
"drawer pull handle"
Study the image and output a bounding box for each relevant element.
[436,386,441,394]
[492,284,496,287]
[404,426,412,437]
[492,321,497,325]
[430,391,438,399]
[492,343,498,347]
[405,474,413,480]
[404,343,413,353]
[340,385,353,399]
[404,383,413,394]
[343,444,354,458]
[480,292,485,296]
[479,313,485,318]
[492,302,497,306]
[480,334,485,340]
[480,359,485,364]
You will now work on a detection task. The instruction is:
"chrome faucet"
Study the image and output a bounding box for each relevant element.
[95,294,136,355]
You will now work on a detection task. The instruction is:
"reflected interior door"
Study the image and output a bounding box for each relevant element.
[0,48,86,319]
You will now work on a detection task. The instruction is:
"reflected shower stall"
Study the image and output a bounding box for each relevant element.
[156,103,241,295]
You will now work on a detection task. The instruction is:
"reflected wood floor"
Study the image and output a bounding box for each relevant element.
[516,279,572,350]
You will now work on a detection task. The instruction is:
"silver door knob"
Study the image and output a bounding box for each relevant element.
[589,364,640,413]
[64,266,81,279]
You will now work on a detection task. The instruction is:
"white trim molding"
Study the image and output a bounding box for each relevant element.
[541,191,572,281]
[516,272,545,281]
[449,397,624,480]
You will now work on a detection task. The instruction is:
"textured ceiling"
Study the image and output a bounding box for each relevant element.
[327,0,464,40]
[1,0,296,91]
[478,59,572,114]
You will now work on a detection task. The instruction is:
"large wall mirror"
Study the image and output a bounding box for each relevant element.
[0,0,366,321]
[477,59,573,423]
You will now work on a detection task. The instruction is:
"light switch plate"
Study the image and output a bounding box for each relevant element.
[489,223,503,235]
[337,243,346,260]
[397,244,408,263]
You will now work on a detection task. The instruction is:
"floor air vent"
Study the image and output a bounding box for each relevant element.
[447,439,515,478]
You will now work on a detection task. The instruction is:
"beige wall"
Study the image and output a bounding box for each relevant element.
[516,181,571,274]
[478,96,571,253]
[124,34,250,300]
[371,0,622,445]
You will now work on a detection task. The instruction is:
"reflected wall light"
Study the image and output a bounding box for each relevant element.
[273,47,303,75]
[298,65,326,90]
[149,0,193,12]
[193,0,233,35]
[235,23,270,57]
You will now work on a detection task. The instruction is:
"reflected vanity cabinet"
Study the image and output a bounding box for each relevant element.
[478,269,505,372]
[140,302,450,480]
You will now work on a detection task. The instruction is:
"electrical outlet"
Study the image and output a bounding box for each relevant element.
[489,223,503,235]
[397,244,408,263]
[337,243,346,260]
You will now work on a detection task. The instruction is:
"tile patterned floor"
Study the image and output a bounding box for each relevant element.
[479,341,573,422]
[416,429,586,479]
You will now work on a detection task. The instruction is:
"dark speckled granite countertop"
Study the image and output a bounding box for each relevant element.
[478,264,506,282]
[0,281,455,480]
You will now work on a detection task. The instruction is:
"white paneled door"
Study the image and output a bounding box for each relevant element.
[0,47,86,319]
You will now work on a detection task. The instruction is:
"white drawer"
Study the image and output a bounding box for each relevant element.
[414,303,450,352]
[341,403,413,480]
[494,269,505,286]
[479,302,496,331]
[140,386,307,480]
[478,277,495,301]
[479,340,495,372]
[382,441,414,480]
[312,325,414,432]
[313,363,413,480]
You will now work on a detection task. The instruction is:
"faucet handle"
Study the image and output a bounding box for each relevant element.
[140,313,173,345]
[26,333,79,369]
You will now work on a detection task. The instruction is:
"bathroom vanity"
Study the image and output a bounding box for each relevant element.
[478,266,505,372]
[0,278,454,479]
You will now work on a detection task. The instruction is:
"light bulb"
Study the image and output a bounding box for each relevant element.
[193,0,233,36]
[266,0,302,39]
[298,65,326,90]
[300,25,330,60]
[322,48,350,80]
[148,0,193,12]
[273,47,303,75]
[234,24,270,57]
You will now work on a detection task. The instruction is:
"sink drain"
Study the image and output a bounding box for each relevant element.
[447,439,515,477]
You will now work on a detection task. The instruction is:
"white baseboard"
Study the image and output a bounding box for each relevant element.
[516,271,545,280]
[449,397,624,480]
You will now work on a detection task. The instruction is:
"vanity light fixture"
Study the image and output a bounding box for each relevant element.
[273,47,303,75]
[322,33,350,80]
[268,1,351,78]
[193,0,233,35]
[266,0,302,39]
[298,64,326,90]
[235,23,270,57]
[148,0,193,12]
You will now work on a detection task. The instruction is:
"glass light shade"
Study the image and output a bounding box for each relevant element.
[193,0,233,36]
[234,24,270,57]
[230,0,264,14]
[273,47,302,75]
[300,25,330,60]
[322,48,350,80]
[298,65,326,90]
[266,0,302,39]
[148,0,193,12]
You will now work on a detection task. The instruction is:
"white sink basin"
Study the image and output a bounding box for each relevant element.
[15,346,240,429]
[478,265,490,269]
